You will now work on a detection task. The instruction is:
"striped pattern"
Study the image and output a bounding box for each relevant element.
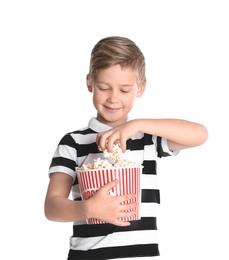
[76,167,142,223]
[48,117,175,259]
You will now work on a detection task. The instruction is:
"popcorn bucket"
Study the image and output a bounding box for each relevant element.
[76,166,143,224]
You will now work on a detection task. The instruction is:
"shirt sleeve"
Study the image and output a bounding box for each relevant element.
[153,136,180,158]
[161,137,180,156]
[48,133,77,182]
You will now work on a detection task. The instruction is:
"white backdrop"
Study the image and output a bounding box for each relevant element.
[1,1,228,259]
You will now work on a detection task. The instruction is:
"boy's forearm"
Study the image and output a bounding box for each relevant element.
[45,196,88,222]
[133,118,208,147]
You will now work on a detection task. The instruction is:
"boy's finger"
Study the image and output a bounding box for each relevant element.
[113,219,131,227]
[96,134,105,150]
[116,193,136,203]
[120,137,126,152]
[100,179,118,193]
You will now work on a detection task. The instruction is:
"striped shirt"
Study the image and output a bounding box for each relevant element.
[48,117,177,259]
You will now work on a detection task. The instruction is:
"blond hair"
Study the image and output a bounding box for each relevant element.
[88,36,146,86]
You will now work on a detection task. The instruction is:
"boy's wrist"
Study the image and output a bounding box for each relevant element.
[81,199,93,220]
[131,119,143,132]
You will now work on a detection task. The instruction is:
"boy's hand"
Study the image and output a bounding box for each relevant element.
[84,180,137,226]
[96,120,139,152]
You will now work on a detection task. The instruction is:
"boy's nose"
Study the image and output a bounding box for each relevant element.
[107,90,119,103]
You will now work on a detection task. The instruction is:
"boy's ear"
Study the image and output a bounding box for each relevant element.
[136,82,146,97]
[86,74,93,92]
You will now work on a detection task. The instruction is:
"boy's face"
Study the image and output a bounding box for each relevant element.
[87,64,145,127]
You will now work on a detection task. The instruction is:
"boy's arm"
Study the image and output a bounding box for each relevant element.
[96,119,208,152]
[44,172,137,226]
[44,173,86,222]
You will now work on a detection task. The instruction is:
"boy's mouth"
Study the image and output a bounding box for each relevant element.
[104,105,120,113]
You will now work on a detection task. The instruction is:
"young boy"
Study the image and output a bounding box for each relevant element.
[45,36,208,259]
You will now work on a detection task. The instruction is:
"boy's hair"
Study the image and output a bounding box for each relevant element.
[88,36,146,86]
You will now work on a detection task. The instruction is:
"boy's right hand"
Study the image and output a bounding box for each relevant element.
[83,180,137,226]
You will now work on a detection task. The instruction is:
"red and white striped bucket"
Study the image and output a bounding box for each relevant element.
[76,166,142,224]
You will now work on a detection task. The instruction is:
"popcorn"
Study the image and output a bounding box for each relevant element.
[114,159,140,167]
[99,144,123,163]
[76,144,143,224]
[76,144,140,170]
[78,158,112,170]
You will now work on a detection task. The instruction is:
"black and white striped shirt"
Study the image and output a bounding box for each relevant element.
[48,117,177,259]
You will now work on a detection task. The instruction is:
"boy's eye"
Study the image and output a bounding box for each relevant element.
[98,87,108,91]
[121,90,130,93]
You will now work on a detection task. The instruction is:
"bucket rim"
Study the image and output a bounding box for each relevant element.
[75,165,144,173]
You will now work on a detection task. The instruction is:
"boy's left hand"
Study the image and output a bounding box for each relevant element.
[96,120,139,153]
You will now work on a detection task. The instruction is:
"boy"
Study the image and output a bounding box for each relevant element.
[45,36,208,259]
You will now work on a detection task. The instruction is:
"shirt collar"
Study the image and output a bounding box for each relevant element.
[88,116,131,133]
[88,117,112,132]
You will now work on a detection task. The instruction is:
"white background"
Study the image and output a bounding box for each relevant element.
[0,0,228,259]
